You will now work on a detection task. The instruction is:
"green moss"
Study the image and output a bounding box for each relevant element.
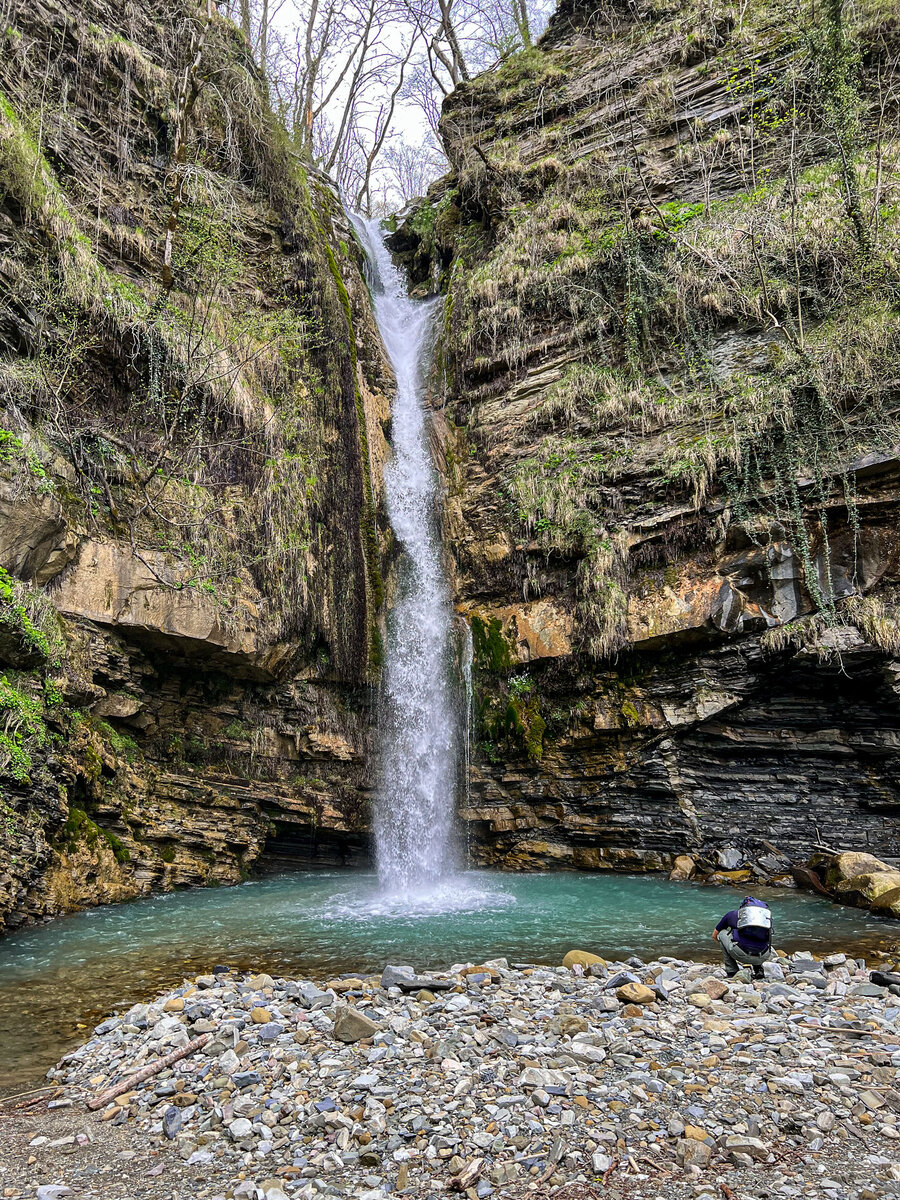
[620,700,641,727]
[478,672,546,762]
[161,845,176,864]
[471,614,514,672]
[57,806,127,861]
[96,720,138,763]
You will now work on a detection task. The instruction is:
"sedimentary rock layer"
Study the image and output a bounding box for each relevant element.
[0,0,389,929]
[393,0,900,870]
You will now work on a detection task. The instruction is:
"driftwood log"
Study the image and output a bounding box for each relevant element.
[86,1033,211,1111]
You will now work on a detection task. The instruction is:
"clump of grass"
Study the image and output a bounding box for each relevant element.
[0,673,47,783]
[762,596,900,660]
[0,566,63,663]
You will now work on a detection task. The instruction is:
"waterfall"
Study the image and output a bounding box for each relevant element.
[352,215,459,897]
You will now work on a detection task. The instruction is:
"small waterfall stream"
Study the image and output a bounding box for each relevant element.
[353,216,459,897]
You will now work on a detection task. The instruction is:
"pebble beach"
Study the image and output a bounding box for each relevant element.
[2,949,900,1200]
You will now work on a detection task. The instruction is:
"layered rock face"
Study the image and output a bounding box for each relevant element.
[394,0,900,869]
[0,0,389,929]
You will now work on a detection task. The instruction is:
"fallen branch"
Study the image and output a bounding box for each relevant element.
[86,1033,211,1111]
[0,1086,59,1109]
[603,1156,620,1185]
[796,1023,870,1037]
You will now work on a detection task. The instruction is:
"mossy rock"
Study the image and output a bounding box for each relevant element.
[823,851,892,890]
[835,870,900,903]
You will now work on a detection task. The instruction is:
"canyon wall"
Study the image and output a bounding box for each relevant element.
[392,0,900,871]
[0,0,389,930]
[3,0,899,935]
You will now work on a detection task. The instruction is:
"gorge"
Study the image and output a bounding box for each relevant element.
[1,0,900,943]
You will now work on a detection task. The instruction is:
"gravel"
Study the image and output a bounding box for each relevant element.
[1,951,899,1200]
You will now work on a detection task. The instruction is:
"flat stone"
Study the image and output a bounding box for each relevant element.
[519,1067,570,1089]
[333,1006,380,1042]
[725,1135,769,1161]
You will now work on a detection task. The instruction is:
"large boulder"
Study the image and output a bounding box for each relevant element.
[669,855,696,881]
[834,870,900,905]
[824,852,892,890]
[870,886,900,917]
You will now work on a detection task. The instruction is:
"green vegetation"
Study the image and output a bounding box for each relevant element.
[58,806,130,863]
[763,595,900,660]
[0,566,62,662]
[477,672,546,762]
[0,675,47,783]
[96,720,138,764]
[471,614,514,671]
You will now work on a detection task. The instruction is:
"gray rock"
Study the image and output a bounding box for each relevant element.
[228,1117,253,1140]
[298,983,333,1009]
[716,847,745,870]
[677,1138,711,1166]
[519,1067,570,1089]
[790,959,826,974]
[380,964,453,992]
[725,1135,769,1161]
[162,1106,182,1139]
[381,965,416,989]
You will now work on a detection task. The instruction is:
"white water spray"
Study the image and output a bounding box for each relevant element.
[353,216,459,897]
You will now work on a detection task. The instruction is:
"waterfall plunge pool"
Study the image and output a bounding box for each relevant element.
[0,869,892,1095]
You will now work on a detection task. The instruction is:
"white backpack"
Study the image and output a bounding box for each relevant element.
[737,901,772,930]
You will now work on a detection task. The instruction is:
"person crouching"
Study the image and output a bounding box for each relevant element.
[713,895,773,980]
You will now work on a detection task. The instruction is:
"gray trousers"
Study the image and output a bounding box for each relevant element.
[720,928,772,974]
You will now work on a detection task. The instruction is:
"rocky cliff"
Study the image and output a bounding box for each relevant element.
[0,0,392,930]
[393,0,900,872]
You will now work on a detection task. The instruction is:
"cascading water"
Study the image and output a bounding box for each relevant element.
[352,215,459,898]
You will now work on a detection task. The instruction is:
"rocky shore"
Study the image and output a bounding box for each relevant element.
[2,952,900,1200]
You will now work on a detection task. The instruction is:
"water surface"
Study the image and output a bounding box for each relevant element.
[0,869,892,1096]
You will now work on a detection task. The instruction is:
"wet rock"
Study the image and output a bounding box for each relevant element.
[669,855,696,881]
